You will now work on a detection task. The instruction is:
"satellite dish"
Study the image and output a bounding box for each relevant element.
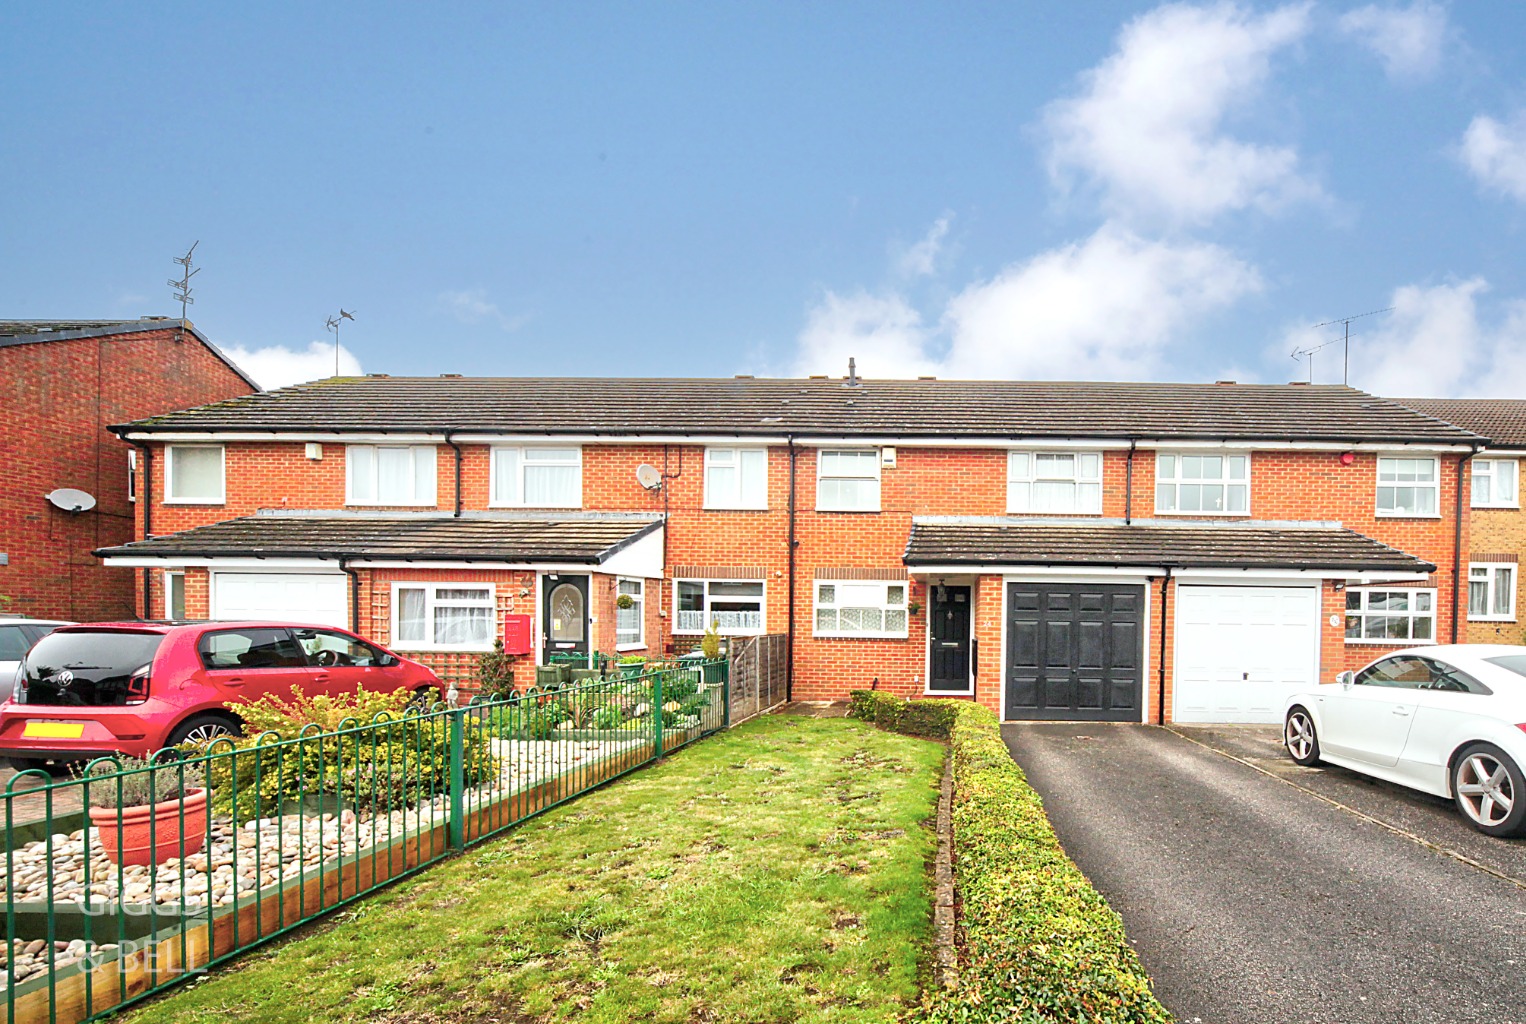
[635,464,663,491]
[47,488,97,513]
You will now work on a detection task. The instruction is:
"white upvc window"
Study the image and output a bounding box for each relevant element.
[616,578,645,649]
[814,581,909,638]
[704,448,768,510]
[128,449,137,503]
[1345,588,1436,644]
[164,571,186,620]
[347,445,437,506]
[674,580,765,635]
[1154,452,1248,515]
[1376,456,1439,517]
[1008,451,1102,514]
[164,445,226,504]
[391,583,496,652]
[1472,458,1519,509]
[817,449,881,512]
[490,446,582,507]
[1468,564,1517,622]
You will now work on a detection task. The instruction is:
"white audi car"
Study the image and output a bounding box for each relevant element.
[1283,645,1526,838]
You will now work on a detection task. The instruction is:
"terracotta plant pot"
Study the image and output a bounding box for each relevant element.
[88,789,209,867]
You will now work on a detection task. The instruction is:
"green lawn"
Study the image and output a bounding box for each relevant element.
[123,715,944,1024]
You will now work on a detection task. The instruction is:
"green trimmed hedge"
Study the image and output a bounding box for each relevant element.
[849,690,1173,1024]
[847,689,963,737]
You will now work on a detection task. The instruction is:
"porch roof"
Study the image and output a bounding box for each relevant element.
[903,517,1436,573]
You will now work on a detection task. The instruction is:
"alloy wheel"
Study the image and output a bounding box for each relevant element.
[1456,752,1516,827]
[180,722,234,744]
[1285,711,1315,761]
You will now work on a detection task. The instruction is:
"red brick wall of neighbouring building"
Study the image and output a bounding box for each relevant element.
[1,326,254,622]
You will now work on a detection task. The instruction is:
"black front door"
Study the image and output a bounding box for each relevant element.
[928,585,972,692]
[543,574,590,659]
[1006,582,1142,721]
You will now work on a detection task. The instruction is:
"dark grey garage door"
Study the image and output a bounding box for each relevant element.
[1006,582,1143,721]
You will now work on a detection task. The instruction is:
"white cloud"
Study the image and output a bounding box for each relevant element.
[1338,2,1447,81]
[1044,1,1316,225]
[942,223,1261,379]
[791,290,938,379]
[793,223,1260,381]
[222,340,362,390]
[895,215,953,278]
[441,289,529,332]
[1459,112,1526,203]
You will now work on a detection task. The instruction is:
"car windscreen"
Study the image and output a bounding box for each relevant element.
[20,631,165,706]
[1483,655,1526,678]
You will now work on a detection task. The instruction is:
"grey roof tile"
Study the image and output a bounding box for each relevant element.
[1393,398,1526,450]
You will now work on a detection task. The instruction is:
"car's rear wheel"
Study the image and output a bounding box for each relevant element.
[1451,743,1526,838]
[166,714,243,749]
[5,756,63,775]
[1284,706,1322,766]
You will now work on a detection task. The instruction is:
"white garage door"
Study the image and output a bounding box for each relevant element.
[1174,585,1320,724]
[211,573,348,628]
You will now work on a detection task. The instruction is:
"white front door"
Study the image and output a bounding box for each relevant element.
[211,573,349,629]
[1174,585,1320,724]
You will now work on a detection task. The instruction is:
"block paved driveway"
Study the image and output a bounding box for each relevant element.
[1002,723,1526,1024]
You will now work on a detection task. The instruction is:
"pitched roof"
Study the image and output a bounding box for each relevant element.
[0,318,261,391]
[903,517,1435,573]
[94,512,662,563]
[1392,398,1526,451]
[113,376,1480,444]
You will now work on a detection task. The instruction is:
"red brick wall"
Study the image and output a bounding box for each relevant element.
[1,326,252,621]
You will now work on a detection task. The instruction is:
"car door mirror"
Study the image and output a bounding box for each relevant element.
[1336,670,1355,689]
[377,653,398,667]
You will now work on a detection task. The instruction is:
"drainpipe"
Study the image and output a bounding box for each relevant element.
[339,556,362,633]
[443,431,464,518]
[786,436,798,701]
[1124,440,1137,525]
[1157,567,1173,725]
[1451,447,1480,643]
[137,442,154,618]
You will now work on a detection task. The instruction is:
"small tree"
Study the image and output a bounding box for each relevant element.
[700,622,723,660]
[478,639,518,699]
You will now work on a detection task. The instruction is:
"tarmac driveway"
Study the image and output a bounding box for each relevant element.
[1002,723,1526,1024]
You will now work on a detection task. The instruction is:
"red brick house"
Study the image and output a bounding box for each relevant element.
[96,375,1482,723]
[0,319,258,621]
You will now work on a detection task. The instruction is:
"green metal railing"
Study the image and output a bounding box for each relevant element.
[0,659,728,1024]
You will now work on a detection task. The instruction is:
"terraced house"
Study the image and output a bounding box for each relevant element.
[94,375,1484,724]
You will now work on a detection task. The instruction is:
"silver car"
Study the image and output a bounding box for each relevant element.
[0,618,73,701]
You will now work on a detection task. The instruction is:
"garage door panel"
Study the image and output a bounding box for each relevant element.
[1076,675,1104,710]
[1174,585,1318,725]
[1043,621,1072,667]
[212,573,348,630]
[1077,620,1105,669]
[1006,582,1144,722]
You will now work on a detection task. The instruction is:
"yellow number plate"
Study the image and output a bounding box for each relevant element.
[21,722,85,740]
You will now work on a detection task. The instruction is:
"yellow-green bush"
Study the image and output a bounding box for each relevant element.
[850,691,1173,1024]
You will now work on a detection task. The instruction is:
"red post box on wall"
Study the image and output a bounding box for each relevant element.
[502,613,534,656]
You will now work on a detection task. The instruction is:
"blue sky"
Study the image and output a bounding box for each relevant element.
[4,2,1526,396]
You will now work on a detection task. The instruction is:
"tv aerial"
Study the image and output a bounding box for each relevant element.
[46,488,97,513]
[325,308,356,377]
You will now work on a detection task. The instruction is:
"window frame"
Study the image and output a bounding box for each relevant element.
[1375,455,1441,519]
[813,580,910,639]
[1344,587,1438,645]
[615,577,646,650]
[163,444,226,505]
[1153,450,1250,517]
[127,449,137,504]
[345,444,438,507]
[488,445,583,508]
[1468,562,1517,622]
[1471,458,1520,509]
[815,448,882,513]
[1007,450,1104,515]
[164,571,186,620]
[703,447,769,510]
[389,582,498,653]
[672,579,766,636]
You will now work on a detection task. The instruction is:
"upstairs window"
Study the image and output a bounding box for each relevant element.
[675,580,765,635]
[1008,451,1102,514]
[1155,452,1248,515]
[817,449,881,512]
[165,445,225,504]
[1376,456,1439,517]
[1472,459,1519,509]
[814,581,909,638]
[704,448,768,509]
[491,446,581,507]
[1468,564,1516,622]
[347,445,437,506]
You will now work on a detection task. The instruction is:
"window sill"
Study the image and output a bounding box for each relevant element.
[346,501,439,508]
[1344,637,1437,646]
[672,630,765,637]
[813,632,910,640]
[162,497,226,505]
[814,507,882,514]
[1153,510,1251,518]
[486,502,583,510]
[615,642,648,652]
[1374,512,1442,519]
[1007,508,1102,516]
[1472,503,1521,510]
[1467,616,1517,623]
[701,505,770,512]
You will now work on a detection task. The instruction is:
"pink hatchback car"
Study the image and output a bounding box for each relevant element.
[0,621,444,769]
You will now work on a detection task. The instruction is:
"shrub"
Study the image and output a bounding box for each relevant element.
[851,691,1173,1023]
[204,686,498,822]
[591,704,625,730]
[658,671,701,703]
[478,639,518,699]
[81,757,205,809]
[700,624,722,660]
